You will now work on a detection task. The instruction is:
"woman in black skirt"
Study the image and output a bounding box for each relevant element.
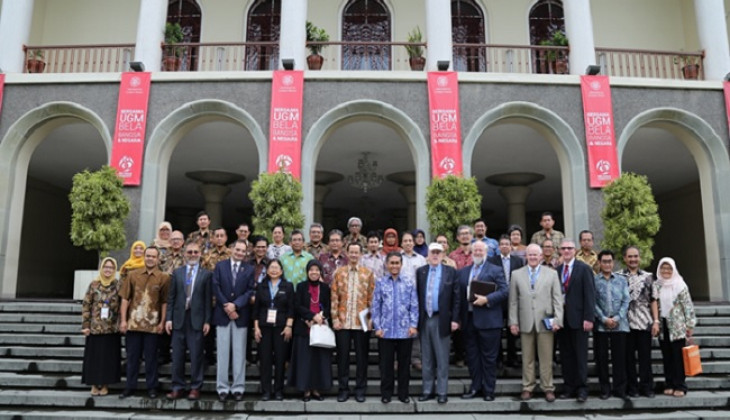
[81,257,122,396]
[253,259,295,401]
[289,259,333,401]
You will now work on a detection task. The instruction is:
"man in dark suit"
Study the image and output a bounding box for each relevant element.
[556,238,595,402]
[165,241,212,401]
[459,241,508,401]
[212,239,256,402]
[488,234,525,368]
[416,243,461,404]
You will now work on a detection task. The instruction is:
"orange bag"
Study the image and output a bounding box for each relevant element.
[682,343,702,376]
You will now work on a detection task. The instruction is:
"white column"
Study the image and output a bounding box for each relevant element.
[498,186,532,233]
[425,0,452,71]
[197,184,231,228]
[399,185,417,231]
[279,0,308,70]
[694,0,730,80]
[0,0,35,73]
[133,0,167,72]
[563,0,596,75]
[314,185,330,224]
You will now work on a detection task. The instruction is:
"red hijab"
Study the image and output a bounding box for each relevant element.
[381,228,402,255]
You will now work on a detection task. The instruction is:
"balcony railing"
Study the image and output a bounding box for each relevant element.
[595,48,704,80]
[161,42,280,71]
[306,41,427,71]
[451,43,570,74]
[23,44,135,73]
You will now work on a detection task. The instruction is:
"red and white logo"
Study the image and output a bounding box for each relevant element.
[590,80,602,91]
[282,75,294,86]
[439,157,456,174]
[596,159,611,175]
[130,76,141,88]
[275,154,293,172]
[437,76,449,87]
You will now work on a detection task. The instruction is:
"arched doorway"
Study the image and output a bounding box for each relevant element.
[341,0,392,70]
[139,100,267,243]
[619,109,730,301]
[0,102,111,299]
[245,0,280,71]
[452,0,486,72]
[463,101,589,240]
[167,0,202,71]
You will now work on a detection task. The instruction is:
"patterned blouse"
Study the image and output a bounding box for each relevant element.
[371,274,419,339]
[82,280,121,335]
[653,282,697,342]
[331,265,375,330]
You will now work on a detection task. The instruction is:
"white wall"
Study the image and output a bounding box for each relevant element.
[30,0,139,45]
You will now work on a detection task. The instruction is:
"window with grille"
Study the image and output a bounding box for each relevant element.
[342,0,391,71]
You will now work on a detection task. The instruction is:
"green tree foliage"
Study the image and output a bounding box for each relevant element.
[601,172,661,268]
[249,171,305,239]
[69,166,130,258]
[426,175,482,244]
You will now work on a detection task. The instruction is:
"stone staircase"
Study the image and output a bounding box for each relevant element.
[0,300,730,419]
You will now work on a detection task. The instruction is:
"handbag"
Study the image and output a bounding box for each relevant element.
[309,323,336,349]
[682,339,702,376]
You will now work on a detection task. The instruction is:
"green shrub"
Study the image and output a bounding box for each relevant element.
[249,171,305,239]
[426,175,482,244]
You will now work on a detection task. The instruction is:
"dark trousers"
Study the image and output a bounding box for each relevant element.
[626,329,654,394]
[557,327,589,396]
[170,311,205,391]
[158,332,171,363]
[125,331,159,391]
[463,315,500,397]
[452,329,465,363]
[247,314,257,363]
[336,329,370,394]
[379,338,413,400]
[659,319,687,392]
[594,331,627,396]
[204,324,216,363]
[259,325,286,394]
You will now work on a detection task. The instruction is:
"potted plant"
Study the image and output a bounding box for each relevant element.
[426,175,482,244]
[248,170,305,239]
[306,21,330,70]
[674,55,701,80]
[163,22,184,71]
[601,172,661,268]
[405,26,426,71]
[539,29,569,74]
[26,49,46,73]
[69,165,131,299]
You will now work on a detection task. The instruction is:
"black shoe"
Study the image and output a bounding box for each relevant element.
[119,389,135,399]
[628,390,640,398]
[418,393,435,402]
[399,396,410,403]
[218,392,228,402]
[642,391,656,398]
[437,395,448,404]
[355,394,365,403]
[381,396,391,404]
[234,392,243,401]
[484,394,495,401]
[461,389,479,399]
[312,393,324,401]
[577,393,588,403]
[558,392,574,400]
[302,394,311,402]
[147,389,158,399]
[261,392,271,401]
[274,392,284,401]
[600,392,611,400]
[337,390,349,402]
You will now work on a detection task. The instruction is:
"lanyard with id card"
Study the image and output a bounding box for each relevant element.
[100,300,110,320]
[267,281,279,324]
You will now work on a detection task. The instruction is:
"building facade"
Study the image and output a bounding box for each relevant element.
[0,0,729,302]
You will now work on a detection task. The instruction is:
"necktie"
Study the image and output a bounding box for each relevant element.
[503,257,510,283]
[562,264,570,292]
[426,267,436,317]
[232,262,239,288]
[185,265,193,310]
[530,268,537,290]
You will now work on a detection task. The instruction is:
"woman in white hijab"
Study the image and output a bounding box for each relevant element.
[653,257,696,398]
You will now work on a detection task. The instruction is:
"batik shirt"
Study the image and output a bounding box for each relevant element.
[371,274,418,339]
[331,265,374,330]
[360,252,386,280]
[318,252,349,285]
[619,268,656,331]
[119,268,170,333]
[449,247,473,270]
[82,280,120,334]
[280,250,314,286]
[594,272,630,333]
[202,246,231,270]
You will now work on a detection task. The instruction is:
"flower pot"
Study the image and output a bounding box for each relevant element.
[162,56,181,72]
[307,54,324,70]
[409,56,426,71]
[26,58,46,73]
[682,64,700,80]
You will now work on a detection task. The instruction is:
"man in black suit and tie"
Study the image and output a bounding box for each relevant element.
[165,241,212,401]
[416,243,461,404]
[488,234,525,368]
[459,241,508,401]
[556,238,595,402]
[212,239,256,402]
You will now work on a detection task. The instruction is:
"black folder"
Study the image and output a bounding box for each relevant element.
[469,281,497,302]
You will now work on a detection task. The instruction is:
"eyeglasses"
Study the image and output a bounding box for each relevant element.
[559,246,575,250]
[186,250,200,255]
[171,238,184,242]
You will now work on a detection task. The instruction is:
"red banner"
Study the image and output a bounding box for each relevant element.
[427,72,463,178]
[0,73,5,119]
[268,70,304,179]
[723,82,730,139]
[110,72,151,186]
[580,75,620,188]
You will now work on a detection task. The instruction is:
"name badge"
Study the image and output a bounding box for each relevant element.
[266,308,277,324]
[101,307,110,320]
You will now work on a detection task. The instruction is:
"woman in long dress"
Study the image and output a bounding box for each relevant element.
[81,257,122,396]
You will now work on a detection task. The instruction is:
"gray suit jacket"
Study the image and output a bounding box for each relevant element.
[508,265,563,333]
[166,264,212,331]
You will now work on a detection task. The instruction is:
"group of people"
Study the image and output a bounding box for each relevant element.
[80,211,697,405]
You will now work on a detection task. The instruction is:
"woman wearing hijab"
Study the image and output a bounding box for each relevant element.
[380,228,401,256]
[653,257,696,398]
[288,259,332,401]
[412,229,428,257]
[119,240,146,286]
[81,257,122,396]
[151,221,173,261]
